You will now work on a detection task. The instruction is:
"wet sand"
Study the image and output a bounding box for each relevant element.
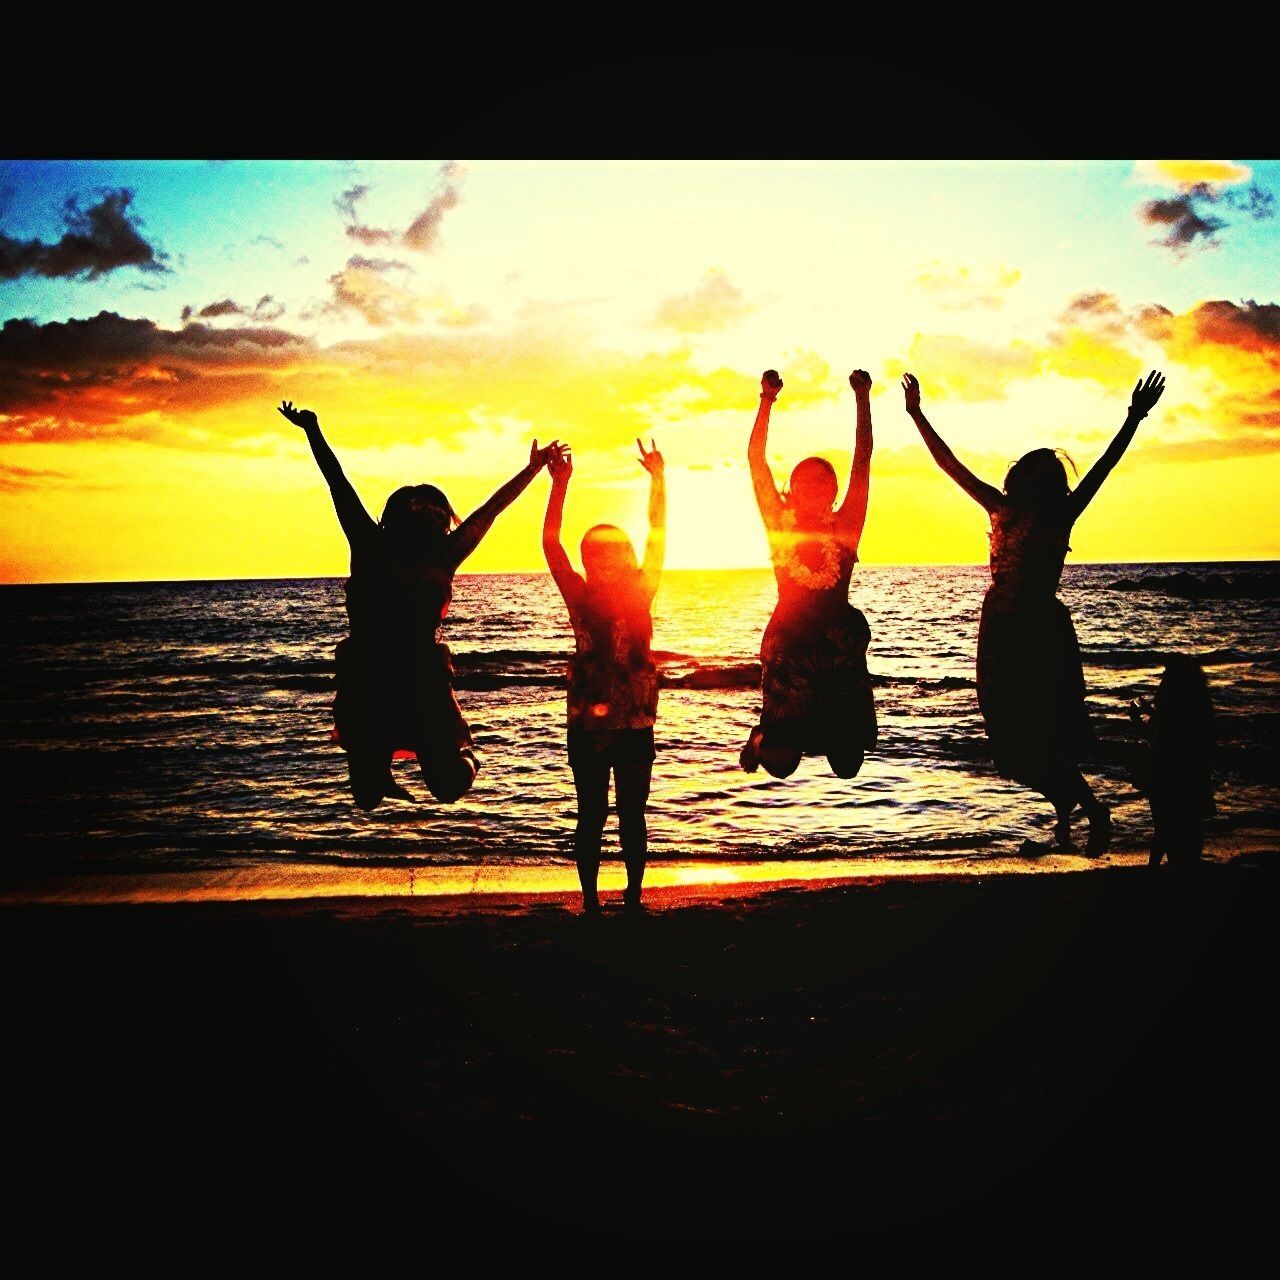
[5,850,1279,1273]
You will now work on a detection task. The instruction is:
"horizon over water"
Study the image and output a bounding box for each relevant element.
[2,561,1277,898]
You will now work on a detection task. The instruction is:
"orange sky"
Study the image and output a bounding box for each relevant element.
[2,160,1278,582]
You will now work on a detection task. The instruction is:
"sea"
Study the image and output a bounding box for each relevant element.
[2,563,1277,885]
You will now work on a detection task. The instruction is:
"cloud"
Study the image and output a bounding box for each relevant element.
[1138,180,1274,256]
[1133,159,1252,188]
[655,270,755,333]
[0,461,76,491]
[325,256,419,326]
[403,161,464,253]
[0,189,168,281]
[0,311,312,439]
[1139,190,1228,252]
[335,184,396,247]
[334,163,465,254]
[1059,291,1129,338]
[912,263,1021,311]
[180,295,286,324]
[896,334,1040,401]
[1131,298,1280,360]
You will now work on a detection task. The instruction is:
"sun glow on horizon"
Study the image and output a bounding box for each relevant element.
[2,159,1278,584]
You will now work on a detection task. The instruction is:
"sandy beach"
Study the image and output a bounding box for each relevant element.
[6,842,1278,1273]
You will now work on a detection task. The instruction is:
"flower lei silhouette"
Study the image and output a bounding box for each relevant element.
[774,509,841,591]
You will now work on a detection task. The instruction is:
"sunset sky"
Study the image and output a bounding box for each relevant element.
[1,158,1277,583]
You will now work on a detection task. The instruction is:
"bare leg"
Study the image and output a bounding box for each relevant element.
[1045,765,1109,855]
[570,755,610,914]
[615,758,653,909]
[348,748,393,812]
[826,746,865,779]
[418,747,478,804]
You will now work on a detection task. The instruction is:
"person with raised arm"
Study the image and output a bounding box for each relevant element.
[542,439,666,914]
[902,369,1167,854]
[740,368,878,779]
[279,399,558,810]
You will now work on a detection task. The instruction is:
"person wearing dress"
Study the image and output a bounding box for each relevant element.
[542,439,666,914]
[740,368,878,780]
[902,369,1166,853]
[279,400,558,810]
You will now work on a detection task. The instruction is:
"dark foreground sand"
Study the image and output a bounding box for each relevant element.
[5,860,1279,1274]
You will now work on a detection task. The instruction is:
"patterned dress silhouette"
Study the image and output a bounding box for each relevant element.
[976,503,1092,789]
[564,581,659,763]
[758,511,877,755]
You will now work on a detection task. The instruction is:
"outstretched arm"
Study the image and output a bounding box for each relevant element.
[1067,371,1166,522]
[541,445,584,605]
[278,401,377,546]
[637,438,666,598]
[448,438,559,569]
[901,374,1003,512]
[835,369,874,542]
[748,370,785,529]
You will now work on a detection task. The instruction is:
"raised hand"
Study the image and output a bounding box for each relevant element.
[901,372,922,413]
[637,438,664,475]
[761,369,783,401]
[1129,370,1166,418]
[278,399,318,430]
[529,438,562,470]
[849,369,872,395]
[547,443,573,482]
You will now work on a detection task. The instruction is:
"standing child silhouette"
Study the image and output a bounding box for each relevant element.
[1129,656,1215,868]
[542,439,666,914]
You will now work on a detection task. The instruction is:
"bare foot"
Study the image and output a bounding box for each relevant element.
[1085,806,1112,857]
[740,727,765,773]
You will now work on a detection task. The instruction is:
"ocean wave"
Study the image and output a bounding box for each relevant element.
[1106,571,1280,600]
[1082,646,1270,669]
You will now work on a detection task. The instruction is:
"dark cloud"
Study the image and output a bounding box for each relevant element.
[1139,181,1275,254]
[335,183,396,247]
[181,295,286,324]
[332,163,465,256]
[0,189,168,281]
[1139,191,1226,252]
[0,311,312,438]
[1058,290,1130,339]
[1222,183,1276,221]
[1188,299,1280,351]
[1063,291,1123,319]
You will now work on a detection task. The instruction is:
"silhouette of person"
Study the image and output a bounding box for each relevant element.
[279,400,559,810]
[1129,656,1215,868]
[740,369,878,779]
[903,369,1167,853]
[542,439,666,914]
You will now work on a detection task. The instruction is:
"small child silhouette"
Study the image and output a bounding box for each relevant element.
[1129,656,1215,868]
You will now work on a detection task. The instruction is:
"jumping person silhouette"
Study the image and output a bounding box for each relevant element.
[279,400,558,810]
[542,439,666,914]
[902,369,1167,853]
[740,369,878,779]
